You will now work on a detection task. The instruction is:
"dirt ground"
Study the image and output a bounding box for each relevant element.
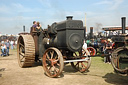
[0,50,128,85]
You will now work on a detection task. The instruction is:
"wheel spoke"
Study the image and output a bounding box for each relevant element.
[46,53,50,59]
[19,53,25,61]
[75,62,79,69]
[82,50,87,56]
[54,55,58,60]
[53,66,59,74]
[20,57,25,61]
[81,62,87,68]
[74,52,77,56]
[53,57,59,62]
[75,62,79,67]
[48,66,52,70]
[57,63,60,66]
[50,51,54,59]
[19,52,24,58]
[19,43,24,48]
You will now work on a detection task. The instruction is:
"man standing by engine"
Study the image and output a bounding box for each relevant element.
[83,40,90,56]
[104,39,112,64]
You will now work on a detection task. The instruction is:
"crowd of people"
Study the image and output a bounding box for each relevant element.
[86,38,113,64]
[0,40,17,56]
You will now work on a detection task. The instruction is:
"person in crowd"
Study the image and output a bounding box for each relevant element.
[10,40,14,49]
[1,43,7,56]
[5,40,10,56]
[15,40,17,49]
[104,39,113,64]
[100,39,106,53]
[1,40,4,44]
[83,40,90,56]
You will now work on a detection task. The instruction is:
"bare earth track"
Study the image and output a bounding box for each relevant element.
[0,50,128,85]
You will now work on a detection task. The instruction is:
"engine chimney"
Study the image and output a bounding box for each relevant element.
[122,17,126,34]
[66,16,73,20]
[23,25,25,32]
[90,27,93,39]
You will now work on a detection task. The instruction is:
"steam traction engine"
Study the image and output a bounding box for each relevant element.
[17,16,91,77]
[111,17,128,74]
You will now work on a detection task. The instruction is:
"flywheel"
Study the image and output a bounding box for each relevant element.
[17,34,35,67]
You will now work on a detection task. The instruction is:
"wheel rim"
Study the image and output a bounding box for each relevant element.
[71,50,91,72]
[18,37,25,66]
[17,35,35,67]
[43,47,64,77]
[87,47,96,56]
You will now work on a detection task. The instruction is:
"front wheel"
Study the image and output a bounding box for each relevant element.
[42,47,64,78]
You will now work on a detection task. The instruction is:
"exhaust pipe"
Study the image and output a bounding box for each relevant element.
[90,27,93,39]
[23,25,25,32]
[121,17,126,34]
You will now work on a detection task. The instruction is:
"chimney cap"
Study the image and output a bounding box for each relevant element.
[121,17,126,18]
[66,16,73,20]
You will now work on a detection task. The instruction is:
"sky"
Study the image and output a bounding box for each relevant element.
[0,0,128,34]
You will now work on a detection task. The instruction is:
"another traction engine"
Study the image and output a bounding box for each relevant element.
[111,17,128,74]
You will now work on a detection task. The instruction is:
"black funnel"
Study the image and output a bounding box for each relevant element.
[23,25,25,32]
[90,27,93,39]
[121,17,126,34]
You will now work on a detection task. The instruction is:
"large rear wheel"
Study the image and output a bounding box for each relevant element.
[17,35,35,67]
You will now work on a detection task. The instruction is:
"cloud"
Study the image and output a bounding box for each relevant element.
[0,4,12,14]
[94,0,112,5]
[110,0,124,10]
[94,0,124,10]
[38,0,52,8]
[11,3,36,13]
[0,3,43,14]
[0,16,41,22]
[12,3,24,8]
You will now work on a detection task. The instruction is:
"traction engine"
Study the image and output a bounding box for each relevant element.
[17,16,91,77]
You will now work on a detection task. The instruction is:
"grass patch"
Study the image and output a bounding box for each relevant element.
[88,56,113,76]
